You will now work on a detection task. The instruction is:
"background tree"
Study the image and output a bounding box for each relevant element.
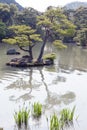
[0,22,6,41]
[9,3,18,25]
[73,7,87,46]
[73,7,87,29]
[37,7,76,62]
[3,25,42,61]
[0,3,18,26]
[15,7,40,29]
[0,3,10,24]
[74,28,87,46]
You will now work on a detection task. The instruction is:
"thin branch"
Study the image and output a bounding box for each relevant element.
[18,44,29,52]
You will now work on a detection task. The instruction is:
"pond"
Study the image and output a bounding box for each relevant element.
[0,43,87,130]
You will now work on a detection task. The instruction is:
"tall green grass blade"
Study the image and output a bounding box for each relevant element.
[32,102,42,118]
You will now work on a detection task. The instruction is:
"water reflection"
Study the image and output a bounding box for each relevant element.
[45,91,76,109]
[3,67,75,107]
[1,44,87,130]
[56,45,87,71]
[39,67,75,109]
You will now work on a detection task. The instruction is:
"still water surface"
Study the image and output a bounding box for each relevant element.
[0,43,87,130]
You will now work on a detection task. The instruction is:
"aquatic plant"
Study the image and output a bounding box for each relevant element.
[50,113,60,130]
[48,106,76,130]
[32,102,42,118]
[60,106,75,126]
[14,105,30,127]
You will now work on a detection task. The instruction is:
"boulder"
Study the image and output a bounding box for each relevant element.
[45,59,54,65]
[7,49,20,55]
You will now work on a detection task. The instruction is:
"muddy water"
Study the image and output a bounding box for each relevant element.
[0,43,87,130]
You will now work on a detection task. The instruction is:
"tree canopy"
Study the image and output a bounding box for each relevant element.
[3,25,42,61]
[37,7,76,61]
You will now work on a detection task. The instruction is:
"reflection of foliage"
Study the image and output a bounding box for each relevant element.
[9,93,33,102]
[45,92,76,109]
[4,68,75,106]
[52,76,66,84]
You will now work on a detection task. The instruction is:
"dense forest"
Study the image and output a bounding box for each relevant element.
[0,2,87,47]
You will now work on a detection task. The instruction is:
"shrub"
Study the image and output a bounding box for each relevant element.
[43,53,56,60]
[53,40,67,49]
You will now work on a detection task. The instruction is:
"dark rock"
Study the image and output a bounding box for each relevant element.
[11,58,19,62]
[22,55,32,62]
[6,56,54,67]
[7,49,20,55]
[22,55,30,58]
[45,59,54,65]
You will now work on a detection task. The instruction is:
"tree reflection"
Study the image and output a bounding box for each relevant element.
[38,67,76,110]
[5,67,76,106]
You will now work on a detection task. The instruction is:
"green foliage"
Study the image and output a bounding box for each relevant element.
[50,113,60,130]
[60,106,75,125]
[2,38,16,44]
[74,28,87,46]
[8,25,42,45]
[74,7,87,29]
[32,102,42,118]
[37,16,52,27]
[3,25,42,60]
[0,22,6,40]
[43,53,56,60]
[9,25,35,35]
[0,3,10,23]
[48,106,76,130]
[37,7,75,61]
[37,8,76,37]
[53,40,67,49]
[16,7,38,28]
[14,105,30,127]
[0,3,18,26]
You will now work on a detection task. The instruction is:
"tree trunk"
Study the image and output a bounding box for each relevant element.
[37,30,49,62]
[29,46,33,62]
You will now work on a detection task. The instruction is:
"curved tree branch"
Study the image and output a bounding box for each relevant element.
[18,45,29,52]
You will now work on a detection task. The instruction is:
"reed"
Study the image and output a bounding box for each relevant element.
[60,106,75,126]
[22,106,30,125]
[50,113,60,130]
[32,102,42,118]
[14,105,30,127]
